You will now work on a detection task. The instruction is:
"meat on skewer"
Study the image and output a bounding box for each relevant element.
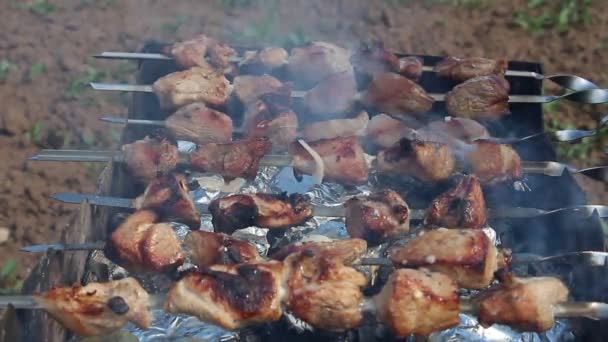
[243,99,299,151]
[467,140,523,184]
[388,228,498,289]
[133,173,200,229]
[374,268,460,336]
[271,238,368,263]
[239,47,289,73]
[365,113,416,149]
[287,41,354,89]
[208,192,314,234]
[434,56,508,82]
[445,75,510,120]
[185,230,263,267]
[344,189,410,245]
[415,116,490,145]
[164,102,234,144]
[425,175,488,229]
[351,46,424,81]
[301,111,369,142]
[233,74,291,106]
[361,72,434,118]
[163,34,237,70]
[122,136,179,184]
[304,70,358,116]
[476,272,569,332]
[33,277,151,336]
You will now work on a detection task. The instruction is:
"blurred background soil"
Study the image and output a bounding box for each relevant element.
[0,0,606,290]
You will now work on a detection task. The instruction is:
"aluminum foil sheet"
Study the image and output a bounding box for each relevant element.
[81,140,577,341]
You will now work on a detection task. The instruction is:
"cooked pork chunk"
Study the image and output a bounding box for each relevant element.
[365,113,415,149]
[374,269,460,336]
[398,56,424,81]
[304,70,358,116]
[476,274,569,332]
[290,136,370,184]
[152,66,232,110]
[165,262,286,330]
[377,139,456,183]
[415,117,490,145]
[233,74,287,105]
[434,56,508,81]
[133,173,200,229]
[361,72,434,117]
[445,75,510,120]
[301,111,368,142]
[122,136,179,184]
[207,41,237,70]
[188,137,272,180]
[239,47,289,73]
[164,102,233,144]
[389,228,498,289]
[33,278,151,337]
[287,41,353,89]
[425,175,487,229]
[344,190,410,245]
[467,140,523,184]
[164,34,214,69]
[107,210,184,272]
[208,192,313,233]
[185,230,262,268]
[351,46,400,76]
[271,238,368,263]
[243,99,298,151]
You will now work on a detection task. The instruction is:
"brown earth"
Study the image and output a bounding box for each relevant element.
[0,0,606,282]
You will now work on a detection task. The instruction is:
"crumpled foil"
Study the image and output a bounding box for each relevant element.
[81,141,576,341]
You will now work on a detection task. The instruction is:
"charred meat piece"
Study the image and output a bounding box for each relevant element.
[165,262,285,330]
[377,139,456,183]
[185,230,262,268]
[290,136,369,184]
[133,173,200,229]
[467,140,522,184]
[152,66,232,110]
[374,269,460,337]
[304,70,358,116]
[350,46,400,76]
[283,242,367,331]
[425,175,487,229]
[165,102,233,144]
[108,210,184,273]
[271,238,368,263]
[239,47,289,73]
[476,274,569,332]
[435,56,508,81]
[398,56,424,81]
[389,228,498,289]
[365,113,415,149]
[415,117,490,145]
[445,75,510,120]
[122,136,179,184]
[33,278,151,337]
[361,72,434,117]
[164,34,214,69]
[301,111,368,142]
[208,192,313,234]
[344,190,410,245]
[207,41,237,70]
[233,75,289,105]
[188,137,272,180]
[243,99,298,151]
[287,41,353,88]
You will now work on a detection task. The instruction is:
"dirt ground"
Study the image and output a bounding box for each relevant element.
[0,0,606,281]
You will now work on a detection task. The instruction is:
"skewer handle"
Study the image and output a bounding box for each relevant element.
[0,296,39,309]
[95,52,172,61]
[90,82,154,93]
[19,241,106,253]
[554,302,608,320]
[100,117,165,126]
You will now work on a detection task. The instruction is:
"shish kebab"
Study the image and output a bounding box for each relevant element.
[95,35,599,90]
[3,251,608,337]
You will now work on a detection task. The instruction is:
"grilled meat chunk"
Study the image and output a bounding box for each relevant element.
[389,228,498,289]
[290,136,369,184]
[374,269,460,336]
[467,140,522,184]
[207,41,237,70]
[398,56,424,81]
[301,111,368,142]
[208,192,313,233]
[425,175,487,229]
[365,113,415,149]
[445,75,510,120]
[122,137,179,184]
[233,75,288,105]
[361,72,434,117]
[33,278,151,337]
[108,210,184,272]
[188,137,272,180]
[377,139,456,183]
[165,262,286,330]
[283,242,367,331]
[287,41,353,88]
[344,190,410,245]
[243,99,298,151]
[304,70,358,116]
[476,274,569,332]
[133,173,200,229]
[351,46,400,76]
[165,102,233,144]
[239,47,289,73]
[152,66,232,110]
[185,230,262,268]
[271,238,368,263]
[415,117,490,145]
[164,34,214,69]
[435,56,508,81]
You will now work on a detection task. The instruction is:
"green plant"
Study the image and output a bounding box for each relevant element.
[27,121,45,145]
[28,0,56,15]
[162,14,189,34]
[65,65,105,99]
[514,0,592,33]
[0,60,15,81]
[28,62,46,80]
[0,260,22,295]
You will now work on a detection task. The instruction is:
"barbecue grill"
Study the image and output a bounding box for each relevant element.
[2,40,607,342]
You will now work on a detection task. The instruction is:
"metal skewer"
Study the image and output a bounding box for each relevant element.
[89,82,608,105]
[27,149,608,179]
[94,52,599,92]
[0,293,166,310]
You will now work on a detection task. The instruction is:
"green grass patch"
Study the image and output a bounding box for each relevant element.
[0,260,22,295]
[65,65,106,99]
[514,0,592,33]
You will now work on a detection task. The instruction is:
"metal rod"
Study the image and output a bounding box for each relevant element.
[99,117,165,126]
[0,293,166,309]
[90,82,153,92]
